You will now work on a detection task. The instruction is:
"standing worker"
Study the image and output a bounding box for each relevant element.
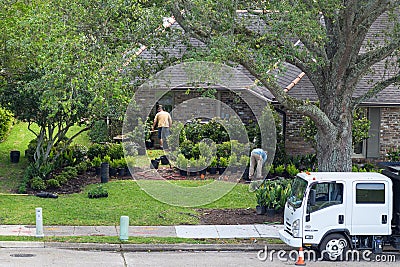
[249,148,267,180]
[152,105,172,149]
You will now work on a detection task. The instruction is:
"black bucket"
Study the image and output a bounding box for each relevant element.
[10,150,20,163]
[101,162,109,183]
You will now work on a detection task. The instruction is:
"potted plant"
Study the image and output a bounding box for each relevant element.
[255,182,267,215]
[109,159,119,177]
[218,157,228,174]
[188,157,198,176]
[197,156,207,175]
[176,154,188,176]
[208,156,218,174]
[117,158,127,177]
[91,156,102,175]
[228,153,238,173]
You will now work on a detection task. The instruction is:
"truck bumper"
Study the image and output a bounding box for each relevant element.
[278,229,302,248]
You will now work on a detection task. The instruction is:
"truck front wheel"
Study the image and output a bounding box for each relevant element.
[319,233,349,261]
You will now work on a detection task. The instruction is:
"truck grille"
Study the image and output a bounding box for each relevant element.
[285,220,293,235]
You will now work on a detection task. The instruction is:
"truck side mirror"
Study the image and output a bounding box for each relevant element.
[309,189,316,206]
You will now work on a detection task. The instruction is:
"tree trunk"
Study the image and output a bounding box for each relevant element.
[316,101,353,172]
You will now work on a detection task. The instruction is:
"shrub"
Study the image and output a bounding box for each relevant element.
[30,177,46,190]
[55,173,68,185]
[91,156,102,167]
[217,141,231,159]
[63,166,78,178]
[87,143,109,160]
[67,144,88,165]
[274,164,285,176]
[286,164,299,177]
[108,143,124,160]
[387,147,400,161]
[76,161,88,173]
[46,178,61,189]
[219,157,229,168]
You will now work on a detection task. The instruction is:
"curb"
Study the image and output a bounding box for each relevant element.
[1,241,292,252]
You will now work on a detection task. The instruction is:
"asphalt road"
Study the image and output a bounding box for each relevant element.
[1,247,399,267]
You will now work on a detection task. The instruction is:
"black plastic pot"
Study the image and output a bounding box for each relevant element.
[160,155,169,165]
[218,167,226,175]
[208,167,217,174]
[179,169,187,176]
[10,150,20,163]
[256,205,266,215]
[151,159,160,169]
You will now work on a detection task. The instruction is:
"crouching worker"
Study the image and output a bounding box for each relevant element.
[249,148,267,180]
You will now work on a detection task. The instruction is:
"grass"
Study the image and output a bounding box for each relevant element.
[0,123,259,229]
[0,180,256,226]
[0,235,283,244]
[0,122,36,193]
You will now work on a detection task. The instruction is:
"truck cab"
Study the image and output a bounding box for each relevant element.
[279,172,398,260]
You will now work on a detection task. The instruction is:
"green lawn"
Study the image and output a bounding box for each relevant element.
[0,122,36,192]
[0,180,256,226]
[0,123,257,227]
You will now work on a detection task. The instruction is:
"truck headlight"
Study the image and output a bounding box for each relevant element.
[292,219,300,237]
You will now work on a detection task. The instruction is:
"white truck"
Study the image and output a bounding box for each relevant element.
[279,171,400,260]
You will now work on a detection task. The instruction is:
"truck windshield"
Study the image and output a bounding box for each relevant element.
[288,177,308,209]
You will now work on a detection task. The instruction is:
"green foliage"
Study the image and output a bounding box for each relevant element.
[88,120,110,143]
[387,147,400,161]
[76,161,88,173]
[102,155,112,164]
[0,107,14,142]
[255,179,292,210]
[87,143,109,160]
[46,178,60,189]
[63,144,88,166]
[91,156,102,167]
[274,165,285,176]
[108,143,124,160]
[30,177,46,190]
[218,157,229,167]
[286,164,299,177]
[176,153,188,169]
[88,185,108,199]
[300,107,371,150]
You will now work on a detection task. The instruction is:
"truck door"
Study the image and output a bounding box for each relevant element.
[303,182,345,244]
[351,181,391,235]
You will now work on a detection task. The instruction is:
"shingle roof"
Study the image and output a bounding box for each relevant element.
[133,11,399,105]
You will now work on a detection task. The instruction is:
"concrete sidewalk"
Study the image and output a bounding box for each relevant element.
[0,224,284,239]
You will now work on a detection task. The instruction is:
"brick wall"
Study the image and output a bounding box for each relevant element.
[284,110,315,155]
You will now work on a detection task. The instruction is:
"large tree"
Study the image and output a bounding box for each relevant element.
[0,0,153,170]
[165,0,400,171]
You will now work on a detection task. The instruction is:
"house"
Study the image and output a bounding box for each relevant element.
[129,11,399,161]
